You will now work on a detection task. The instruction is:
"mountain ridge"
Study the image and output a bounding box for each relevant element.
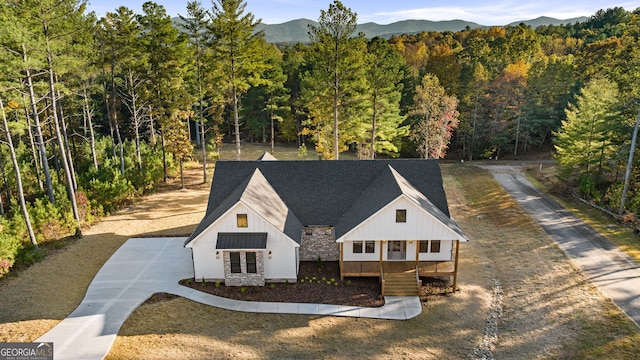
[254,16,588,44]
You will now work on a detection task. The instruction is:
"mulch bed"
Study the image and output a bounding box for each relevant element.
[180,261,385,307]
[175,261,454,308]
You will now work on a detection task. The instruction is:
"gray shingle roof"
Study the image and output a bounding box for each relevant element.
[185,159,455,246]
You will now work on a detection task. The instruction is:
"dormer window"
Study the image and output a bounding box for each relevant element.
[237,214,248,228]
[396,209,407,223]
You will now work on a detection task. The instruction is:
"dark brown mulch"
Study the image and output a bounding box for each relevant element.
[179,261,385,307]
[418,277,454,302]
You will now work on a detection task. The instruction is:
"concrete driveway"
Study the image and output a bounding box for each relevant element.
[490,168,640,327]
[36,237,420,360]
[36,237,193,360]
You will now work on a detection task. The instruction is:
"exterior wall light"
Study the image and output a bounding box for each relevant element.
[216,251,219,259]
[268,251,272,259]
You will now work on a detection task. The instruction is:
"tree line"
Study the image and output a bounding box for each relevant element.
[0,0,639,277]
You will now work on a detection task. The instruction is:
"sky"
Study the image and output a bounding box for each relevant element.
[87,0,638,25]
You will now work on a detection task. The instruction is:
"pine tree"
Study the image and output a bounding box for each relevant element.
[554,77,621,180]
[280,44,307,145]
[0,97,37,247]
[0,2,56,204]
[180,1,210,182]
[139,2,191,181]
[363,37,407,159]
[10,0,89,234]
[303,1,368,160]
[101,7,147,171]
[208,0,269,160]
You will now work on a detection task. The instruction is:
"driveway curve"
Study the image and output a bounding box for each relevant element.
[36,237,420,360]
[487,166,640,328]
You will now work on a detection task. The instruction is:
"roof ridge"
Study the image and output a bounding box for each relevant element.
[334,165,403,238]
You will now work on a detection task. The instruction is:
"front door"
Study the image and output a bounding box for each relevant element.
[387,241,406,260]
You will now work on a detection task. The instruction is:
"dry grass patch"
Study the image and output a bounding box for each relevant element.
[0,187,209,342]
[446,164,640,359]
[106,291,488,360]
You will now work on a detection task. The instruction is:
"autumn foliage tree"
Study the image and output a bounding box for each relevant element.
[409,74,460,158]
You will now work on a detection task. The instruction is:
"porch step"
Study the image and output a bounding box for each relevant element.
[383,272,419,296]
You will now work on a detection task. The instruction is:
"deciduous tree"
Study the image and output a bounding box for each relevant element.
[409,74,459,159]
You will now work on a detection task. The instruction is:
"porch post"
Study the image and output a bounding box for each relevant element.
[452,240,460,292]
[339,242,344,281]
[379,241,384,283]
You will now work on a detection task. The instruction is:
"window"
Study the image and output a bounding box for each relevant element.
[431,240,441,253]
[365,241,375,253]
[230,252,241,273]
[304,228,313,235]
[352,241,363,253]
[419,241,429,253]
[246,252,257,273]
[396,209,407,223]
[237,214,248,228]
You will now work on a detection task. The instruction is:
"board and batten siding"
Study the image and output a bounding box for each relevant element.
[189,202,299,282]
[340,196,462,241]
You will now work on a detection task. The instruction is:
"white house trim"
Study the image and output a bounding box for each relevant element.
[189,201,300,282]
[336,195,467,243]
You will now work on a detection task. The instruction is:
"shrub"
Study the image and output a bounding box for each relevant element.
[0,218,21,278]
[298,143,308,158]
[126,140,166,193]
[28,194,73,242]
[579,174,601,202]
[14,243,45,268]
[85,171,135,215]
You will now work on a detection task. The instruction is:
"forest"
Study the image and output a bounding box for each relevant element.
[0,0,639,278]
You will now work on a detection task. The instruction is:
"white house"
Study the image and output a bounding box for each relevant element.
[185,157,468,294]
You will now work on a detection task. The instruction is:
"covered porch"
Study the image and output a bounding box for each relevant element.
[339,240,461,295]
[340,260,456,278]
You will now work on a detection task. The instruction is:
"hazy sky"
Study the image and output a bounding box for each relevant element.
[87,0,638,25]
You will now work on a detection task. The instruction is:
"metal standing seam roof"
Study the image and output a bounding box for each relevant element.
[185,159,459,247]
[216,232,268,249]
